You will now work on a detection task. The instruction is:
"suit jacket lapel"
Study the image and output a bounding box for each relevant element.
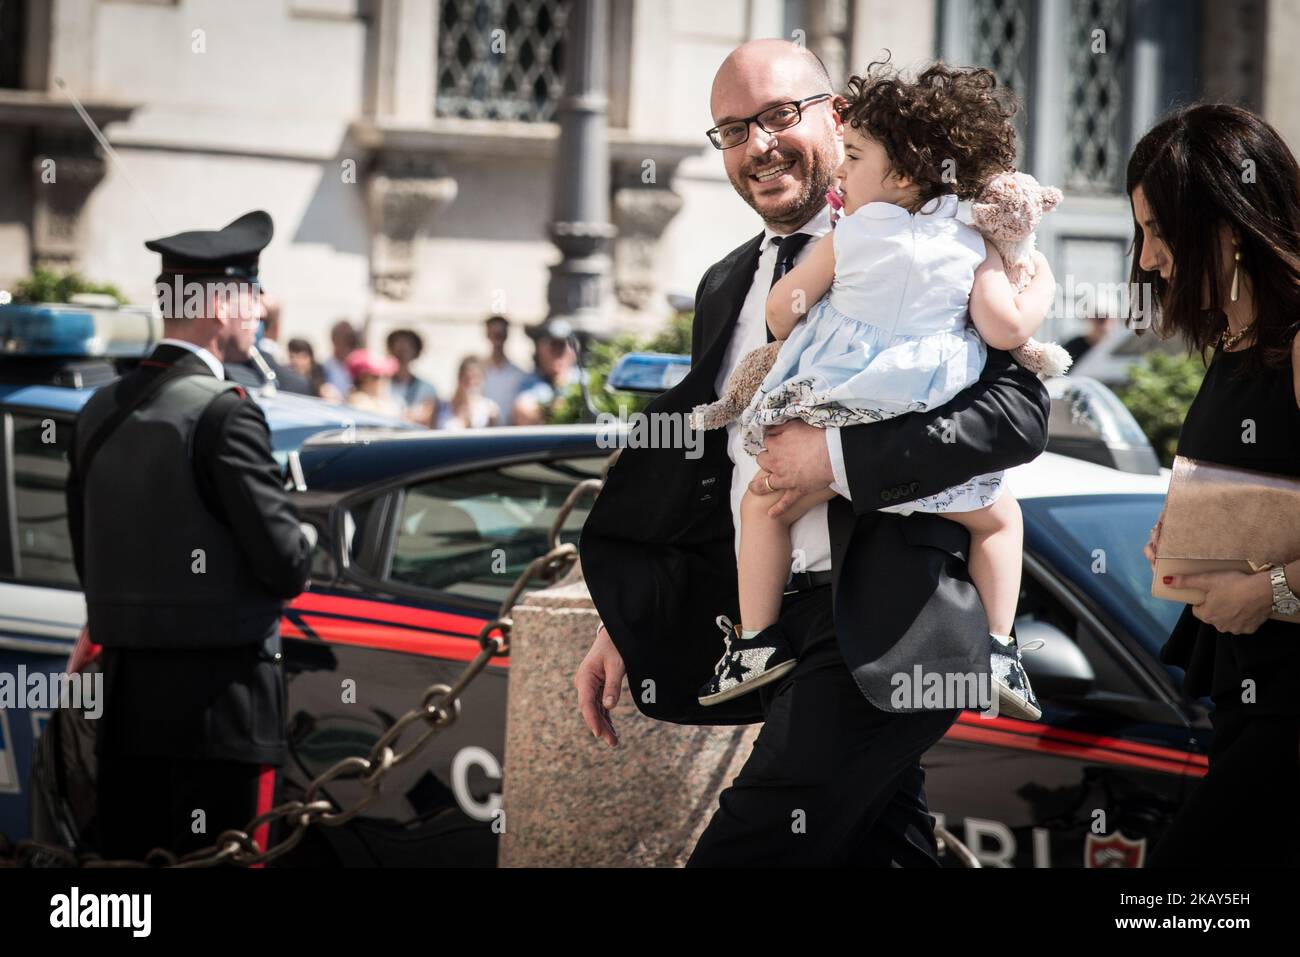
[690,233,764,393]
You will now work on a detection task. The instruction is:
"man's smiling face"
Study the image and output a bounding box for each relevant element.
[709,41,844,231]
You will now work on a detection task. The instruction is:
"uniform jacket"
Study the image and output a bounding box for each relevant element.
[580,232,1050,725]
[65,342,310,763]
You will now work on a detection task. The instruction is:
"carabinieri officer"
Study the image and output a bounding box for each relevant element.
[65,210,312,861]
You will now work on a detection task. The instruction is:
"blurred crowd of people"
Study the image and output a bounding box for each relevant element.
[263,311,579,430]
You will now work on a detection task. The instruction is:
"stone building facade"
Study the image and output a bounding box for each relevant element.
[0,0,1292,389]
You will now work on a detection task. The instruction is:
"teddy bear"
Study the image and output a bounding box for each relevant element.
[689,172,1071,432]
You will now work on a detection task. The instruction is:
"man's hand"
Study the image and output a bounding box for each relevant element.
[1164,569,1274,635]
[750,420,834,517]
[574,623,624,747]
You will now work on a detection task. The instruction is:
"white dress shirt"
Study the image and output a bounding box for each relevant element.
[713,203,851,574]
[158,337,225,379]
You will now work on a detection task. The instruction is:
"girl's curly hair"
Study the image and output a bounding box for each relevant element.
[841,59,1019,204]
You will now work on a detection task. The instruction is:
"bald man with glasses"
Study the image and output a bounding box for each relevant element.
[577,40,1049,866]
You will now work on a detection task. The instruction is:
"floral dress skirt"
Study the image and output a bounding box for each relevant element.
[739,295,1004,515]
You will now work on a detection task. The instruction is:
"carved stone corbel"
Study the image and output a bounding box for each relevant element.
[365,152,458,300]
[30,133,106,270]
[611,185,683,311]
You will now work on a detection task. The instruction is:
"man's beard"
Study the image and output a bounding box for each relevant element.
[731,147,838,231]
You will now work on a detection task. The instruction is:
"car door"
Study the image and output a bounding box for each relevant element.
[278,451,607,866]
[925,551,1200,868]
[0,408,84,842]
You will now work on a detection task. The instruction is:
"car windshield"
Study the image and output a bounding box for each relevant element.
[1022,494,1183,659]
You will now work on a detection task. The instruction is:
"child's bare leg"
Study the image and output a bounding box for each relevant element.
[738,487,838,632]
[942,493,1023,636]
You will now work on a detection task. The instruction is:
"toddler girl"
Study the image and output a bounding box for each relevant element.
[695,62,1056,720]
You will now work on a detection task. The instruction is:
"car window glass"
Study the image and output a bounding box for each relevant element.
[345,494,392,578]
[9,413,77,586]
[386,456,606,603]
[1028,496,1182,656]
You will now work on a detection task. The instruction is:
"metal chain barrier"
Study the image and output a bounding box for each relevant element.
[0,476,606,868]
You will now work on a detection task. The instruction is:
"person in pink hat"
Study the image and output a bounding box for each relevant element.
[344,348,401,417]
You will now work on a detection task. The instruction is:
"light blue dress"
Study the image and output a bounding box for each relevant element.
[740,193,1003,515]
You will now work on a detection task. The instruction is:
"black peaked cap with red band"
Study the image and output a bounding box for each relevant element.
[145,210,273,281]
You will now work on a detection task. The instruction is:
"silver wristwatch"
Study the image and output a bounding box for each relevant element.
[1269,566,1300,616]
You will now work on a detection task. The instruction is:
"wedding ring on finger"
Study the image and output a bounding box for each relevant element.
[764,472,776,494]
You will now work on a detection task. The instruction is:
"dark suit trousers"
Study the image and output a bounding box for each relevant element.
[96,754,279,862]
[687,586,960,867]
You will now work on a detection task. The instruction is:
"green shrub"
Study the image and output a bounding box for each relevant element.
[1113,350,1208,467]
[11,267,126,305]
[547,311,694,424]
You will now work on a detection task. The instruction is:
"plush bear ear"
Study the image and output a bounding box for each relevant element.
[972,201,997,223]
[1040,186,1063,212]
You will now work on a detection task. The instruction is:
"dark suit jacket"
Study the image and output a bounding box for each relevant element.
[580,232,1050,725]
[66,343,309,764]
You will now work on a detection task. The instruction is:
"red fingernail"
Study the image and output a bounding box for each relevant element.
[1162,576,1172,584]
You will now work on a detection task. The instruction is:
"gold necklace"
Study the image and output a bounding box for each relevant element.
[1220,321,1255,351]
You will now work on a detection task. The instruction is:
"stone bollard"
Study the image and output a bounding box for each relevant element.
[497,560,759,867]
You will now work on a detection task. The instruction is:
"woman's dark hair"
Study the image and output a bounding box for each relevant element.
[840,59,1018,205]
[1127,103,1300,371]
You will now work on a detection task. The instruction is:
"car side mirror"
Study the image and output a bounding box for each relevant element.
[606,352,690,395]
[1016,619,1096,699]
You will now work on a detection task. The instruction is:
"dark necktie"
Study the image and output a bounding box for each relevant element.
[767,232,815,342]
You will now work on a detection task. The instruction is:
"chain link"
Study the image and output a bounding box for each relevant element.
[0,474,606,868]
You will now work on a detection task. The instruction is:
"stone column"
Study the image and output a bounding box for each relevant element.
[805,0,851,88]
[498,563,760,867]
[366,0,437,123]
[546,0,617,334]
[1201,0,1265,112]
[1263,0,1300,152]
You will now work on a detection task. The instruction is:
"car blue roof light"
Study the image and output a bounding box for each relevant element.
[606,352,690,394]
[0,302,157,357]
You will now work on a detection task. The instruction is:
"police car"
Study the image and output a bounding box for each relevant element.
[0,300,407,841]
[20,338,1207,867]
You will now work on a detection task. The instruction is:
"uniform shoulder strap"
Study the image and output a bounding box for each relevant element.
[192,380,250,463]
[74,364,204,480]
[189,380,253,524]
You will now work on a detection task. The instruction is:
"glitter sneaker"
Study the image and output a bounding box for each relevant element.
[697,615,797,706]
[989,632,1044,720]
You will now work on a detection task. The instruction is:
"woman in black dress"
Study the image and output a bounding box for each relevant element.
[1131,104,1300,867]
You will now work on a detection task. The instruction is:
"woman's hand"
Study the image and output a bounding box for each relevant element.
[1163,569,1275,635]
[1143,509,1165,570]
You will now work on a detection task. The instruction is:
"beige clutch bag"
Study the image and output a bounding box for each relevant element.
[1151,455,1300,622]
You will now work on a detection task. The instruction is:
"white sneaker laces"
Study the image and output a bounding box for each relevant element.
[713,615,738,676]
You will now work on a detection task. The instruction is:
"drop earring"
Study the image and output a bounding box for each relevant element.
[1230,243,1242,303]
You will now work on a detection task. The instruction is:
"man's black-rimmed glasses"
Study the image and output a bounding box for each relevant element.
[706,93,834,150]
